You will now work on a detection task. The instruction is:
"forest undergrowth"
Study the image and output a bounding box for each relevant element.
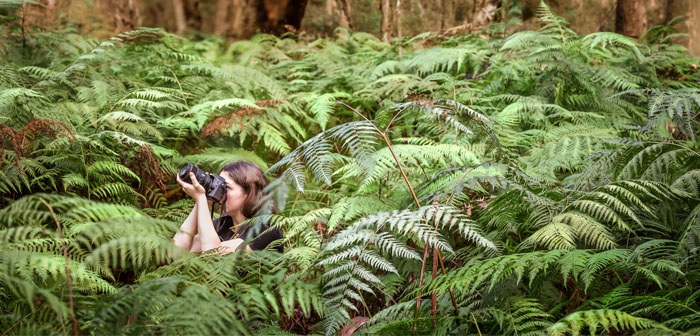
[1,2,699,335]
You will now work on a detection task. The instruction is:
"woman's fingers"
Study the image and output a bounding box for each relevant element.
[176,172,206,199]
[188,172,200,187]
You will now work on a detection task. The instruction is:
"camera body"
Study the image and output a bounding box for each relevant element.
[178,163,227,203]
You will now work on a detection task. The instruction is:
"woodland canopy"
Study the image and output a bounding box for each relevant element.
[1,1,699,335]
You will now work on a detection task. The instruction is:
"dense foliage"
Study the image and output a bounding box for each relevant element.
[1,3,699,335]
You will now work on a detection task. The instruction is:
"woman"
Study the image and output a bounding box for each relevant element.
[172,161,283,254]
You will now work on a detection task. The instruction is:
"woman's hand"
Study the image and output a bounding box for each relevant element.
[176,172,207,200]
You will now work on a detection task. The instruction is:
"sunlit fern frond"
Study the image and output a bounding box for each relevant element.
[405,45,489,77]
[361,73,430,99]
[182,63,286,99]
[327,195,397,232]
[319,204,494,335]
[415,162,508,206]
[536,1,577,41]
[424,249,638,299]
[369,60,405,80]
[344,144,481,193]
[173,97,261,130]
[268,208,327,250]
[0,193,177,276]
[520,211,616,250]
[547,309,667,336]
[268,120,379,191]
[582,32,645,63]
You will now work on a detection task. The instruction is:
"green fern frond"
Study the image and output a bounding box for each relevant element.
[482,297,552,336]
[351,144,481,192]
[370,60,405,79]
[269,120,379,191]
[327,196,396,232]
[676,203,700,258]
[301,93,342,130]
[646,88,700,140]
[672,169,700,196]
[548,309,664,336]
[583,32,645,62]
[318,204,493,335]
[405,46,488,77]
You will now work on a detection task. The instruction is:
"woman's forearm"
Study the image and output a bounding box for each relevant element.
[173,204,198,250]
[194,195,223,252]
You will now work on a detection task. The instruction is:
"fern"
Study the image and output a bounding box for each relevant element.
[548,309,665,335]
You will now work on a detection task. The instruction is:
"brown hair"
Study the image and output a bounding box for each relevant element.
[221,161,273,218]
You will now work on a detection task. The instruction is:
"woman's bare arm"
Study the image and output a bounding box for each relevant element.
[172,205,198,251]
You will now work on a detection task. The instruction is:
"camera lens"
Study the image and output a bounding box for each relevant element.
[178,163,196,184]
[177,163,227,202]
[178,163,215,190]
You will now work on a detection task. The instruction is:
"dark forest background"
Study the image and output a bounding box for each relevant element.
[14,0,700,55]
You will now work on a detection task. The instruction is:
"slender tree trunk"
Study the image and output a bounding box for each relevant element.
[213,0,231,36]
[440,0,447,31]
[396,0,402,54]
[173,0,186,35]
[681,0,700,55]
[99,0,140,33]
[616,0,647,38]
[379,0,392,42]
[338,0,354,30]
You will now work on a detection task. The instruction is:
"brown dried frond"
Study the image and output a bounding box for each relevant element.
[0,127,22,168]
[0,119,74,168]
[405,93,435,106]
[202,99,284,137]
[133,145,167,193]
[19,119,74,156]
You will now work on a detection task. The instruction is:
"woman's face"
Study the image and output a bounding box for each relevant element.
[220,171,247,217]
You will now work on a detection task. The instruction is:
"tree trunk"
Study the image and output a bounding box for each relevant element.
[213,0,232,36]
[688,0,700,56]
[379,0,393,42]
[259,0,309,35]
[396,0,402,38]
[173,0,186,35]
[439,0,447,31]
[337,0,354,30]
[616,0,647,38]
[99,0,141,33]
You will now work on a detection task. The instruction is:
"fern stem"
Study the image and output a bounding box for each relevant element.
[471,313,483,336]
[39,198,80,336]
[168,68,189,108]
[336,101,422,207]
[431,247,438,327]
[338,100,459,320]
[416,241,430,313]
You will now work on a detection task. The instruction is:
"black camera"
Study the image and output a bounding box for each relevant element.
[178,163,227,203]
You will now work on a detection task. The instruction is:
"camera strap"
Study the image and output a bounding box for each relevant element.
[218,193,228,218]
[209,193,228,220]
